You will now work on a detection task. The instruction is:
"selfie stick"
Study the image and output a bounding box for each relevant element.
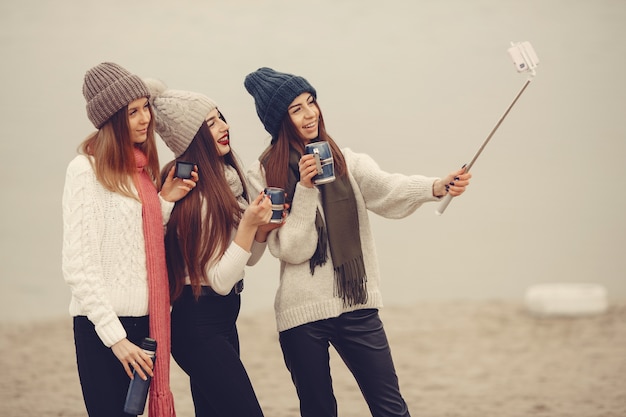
[436,41,539,216]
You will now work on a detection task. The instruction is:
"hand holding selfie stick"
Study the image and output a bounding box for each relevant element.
[436,41,539,216]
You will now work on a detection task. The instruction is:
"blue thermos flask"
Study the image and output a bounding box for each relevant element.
[124,337,157,415]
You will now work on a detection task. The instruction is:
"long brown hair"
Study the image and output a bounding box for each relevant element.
[163,117,249,301]
[79,101,160,199]
[260,99,346,189]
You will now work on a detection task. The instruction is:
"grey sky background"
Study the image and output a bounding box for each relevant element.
[1,0,624,322]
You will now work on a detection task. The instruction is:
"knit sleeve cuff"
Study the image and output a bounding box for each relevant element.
[159,193,175,224]
[247,239,268,266]
[410,176,441,202]
[94,316,127,348]
[267,183,320,263]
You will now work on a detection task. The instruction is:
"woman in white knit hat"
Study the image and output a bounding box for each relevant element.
[145,78,277,417]
[244,67,471,417]
[62,63,195,417]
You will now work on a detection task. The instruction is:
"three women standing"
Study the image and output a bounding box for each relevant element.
[64,62,472,417]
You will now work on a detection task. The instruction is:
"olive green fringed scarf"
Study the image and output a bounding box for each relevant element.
[267,146,368,306]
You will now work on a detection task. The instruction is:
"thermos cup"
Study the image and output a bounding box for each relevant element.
[124,337,157,415]
[304,141,335,185]
[264,187,285,223]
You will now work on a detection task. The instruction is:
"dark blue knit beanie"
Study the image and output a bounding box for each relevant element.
[244,67,317,139]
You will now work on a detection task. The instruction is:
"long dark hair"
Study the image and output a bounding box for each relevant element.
[260,98,346,189]
[162,115,249,301]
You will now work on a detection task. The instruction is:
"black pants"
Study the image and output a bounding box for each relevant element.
[73,315,150,417]
[171,285,264,417]
[279,308,410,417]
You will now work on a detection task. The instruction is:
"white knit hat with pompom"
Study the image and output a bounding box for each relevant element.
[143,78,217,157]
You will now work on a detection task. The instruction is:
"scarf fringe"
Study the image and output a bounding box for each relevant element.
[148,389,176,417]
[334,256,368,306]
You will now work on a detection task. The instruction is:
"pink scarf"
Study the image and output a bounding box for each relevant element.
[134,148,176,417]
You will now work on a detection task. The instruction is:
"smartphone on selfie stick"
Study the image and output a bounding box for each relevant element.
[436,41,540,216]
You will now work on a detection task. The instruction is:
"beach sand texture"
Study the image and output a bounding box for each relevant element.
[1,300,625,417]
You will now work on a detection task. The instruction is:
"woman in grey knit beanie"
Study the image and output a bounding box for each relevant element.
[144,77,278,416]
[244,67,472,417]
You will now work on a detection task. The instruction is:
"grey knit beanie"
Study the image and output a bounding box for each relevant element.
[83,62,150,128]
[143,78,218,158]
[244,67,317,138]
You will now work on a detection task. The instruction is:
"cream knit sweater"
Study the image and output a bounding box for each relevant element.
[62,155,174,347]
[180,225,266,295]
[182,198,267,295]
[246,148,441,332]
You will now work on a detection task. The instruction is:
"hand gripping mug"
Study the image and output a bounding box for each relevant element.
[124,337,156,415]
[264,187,285,223]
[304,141,335,185]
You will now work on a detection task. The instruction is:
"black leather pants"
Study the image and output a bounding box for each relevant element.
[279,308,410,417]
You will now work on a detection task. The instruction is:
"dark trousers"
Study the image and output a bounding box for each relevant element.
[171,285,264,417]
[279,308,410,417]
[73,315,150,417]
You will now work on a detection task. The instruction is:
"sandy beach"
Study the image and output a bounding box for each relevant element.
[1,300,624,417]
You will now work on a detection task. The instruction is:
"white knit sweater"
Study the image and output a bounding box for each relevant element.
[246,148,441,332]
[182,226,267,295]
[61,155,174,347]
[179,168,267,294]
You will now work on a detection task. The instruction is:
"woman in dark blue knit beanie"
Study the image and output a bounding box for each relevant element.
[245,67,472,417]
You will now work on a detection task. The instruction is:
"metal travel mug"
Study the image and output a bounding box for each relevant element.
[264,187,285,224]
[304,141,335,185]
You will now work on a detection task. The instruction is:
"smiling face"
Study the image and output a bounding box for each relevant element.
[127,97,151,144]
[206,108,230,156]
[287,92,319,143]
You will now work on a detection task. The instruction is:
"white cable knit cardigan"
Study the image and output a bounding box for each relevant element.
[246,148,441,332]
[61,155,174,347]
